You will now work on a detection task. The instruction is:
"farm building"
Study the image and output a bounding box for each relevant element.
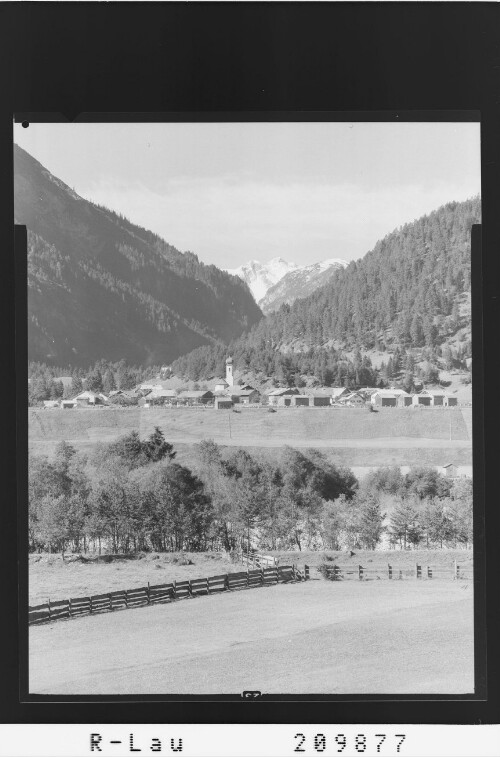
[412,393,432,407]
[43,400,60,409]
[446,395,458,406]
[61,399,77,409]
[267,387,300,406]
[442,463,458,478]
[145,388,177,405]
[292,394,311,407]
[177,390,214,406]
[420,390,447,406]
[230,387,261,404]
[307,393,332,407]
[371,391,398,407]
[73,391,109,406]
[215,397,234,409]
[386,388,413,407]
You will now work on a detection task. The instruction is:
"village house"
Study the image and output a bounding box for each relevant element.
[73,391,109,406]
[229,387,261,404]
[442,462,458,478]
[177,390,214,406]
[143,387,177,406]
[43,400,60,409]
[341,392,366,407]
[214,378,229,393]
[330,387,349,403]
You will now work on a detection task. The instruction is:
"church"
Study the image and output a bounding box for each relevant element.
[213,357,260,405]
[214,356,235,393]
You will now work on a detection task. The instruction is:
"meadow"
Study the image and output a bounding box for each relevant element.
[29,578,474,695]
[29,548,473,606]
[29,405,472,469]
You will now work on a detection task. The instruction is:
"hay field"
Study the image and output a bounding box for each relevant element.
[29,406,472,468]
[29,579,474,695]
[29,549,473,606]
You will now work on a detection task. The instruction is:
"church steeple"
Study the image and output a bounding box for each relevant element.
[225,356,234,387]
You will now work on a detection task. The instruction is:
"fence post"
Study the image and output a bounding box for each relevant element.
[455,562,460,580]
[147,582,151,604]
[47,599,51,621]
[68,598,72,617]
[90,596,93,614]
[305,564,310,581]
[427,566,432,579]
[388,564,392,580]
[292,564,296,582]
[109,593,113,611]
[416,564,421,579]
[225,573,229,591]
[206,577,210,595]
[124,590,128,608]
[261,566,265,586]
[399,569,403,580]
[453,560,457,580]
[358,565,363,580]
[172,580,177,600]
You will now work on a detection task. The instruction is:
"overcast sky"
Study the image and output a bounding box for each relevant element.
[14,121,480,269]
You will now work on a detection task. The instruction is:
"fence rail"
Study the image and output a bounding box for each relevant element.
[325,561,473,582]
[29,563,309,626]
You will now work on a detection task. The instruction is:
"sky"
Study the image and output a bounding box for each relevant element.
[14,121,480,270]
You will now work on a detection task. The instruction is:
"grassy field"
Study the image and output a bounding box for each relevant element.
[29,549,473,606]
[29,579,474,694]
[29,406,472,468]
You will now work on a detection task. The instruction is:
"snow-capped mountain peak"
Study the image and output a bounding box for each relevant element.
[226,256,348,311]
[225,258,299,303]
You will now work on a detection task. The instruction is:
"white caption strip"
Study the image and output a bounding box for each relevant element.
[0,724,498,757]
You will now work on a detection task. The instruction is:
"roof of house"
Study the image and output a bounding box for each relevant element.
[421,389,447,397]
[343,392,365,400]
[43,400,60,407]
[74,391,109,402]
[214,378,228,386]
[230,387,259,396]
[372,391,398,398]
[443,463,456,468]
[215,396,233,403]
[148,388,177,398]
[267,387,299,396]
[387,388,412,396]
[331,387,349,397]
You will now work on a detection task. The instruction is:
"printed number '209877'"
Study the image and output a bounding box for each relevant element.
[294,733,406,754]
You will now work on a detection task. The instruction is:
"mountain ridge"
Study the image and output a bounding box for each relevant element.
[15,144,263,367]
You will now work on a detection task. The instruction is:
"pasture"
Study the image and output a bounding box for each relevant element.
[29,549,473,606]
[29,579,474,695]
[28,405,472,469]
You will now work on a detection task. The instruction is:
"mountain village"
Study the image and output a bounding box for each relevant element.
[40,355,463,411]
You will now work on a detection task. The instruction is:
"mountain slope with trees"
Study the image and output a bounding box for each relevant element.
[172,198,479,386]
[15,144,262,367]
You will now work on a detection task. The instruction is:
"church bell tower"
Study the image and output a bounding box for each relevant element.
[225,356,234,387]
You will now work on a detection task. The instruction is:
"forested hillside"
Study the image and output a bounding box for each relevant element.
[172,198,479,385]
[15,145,262,367]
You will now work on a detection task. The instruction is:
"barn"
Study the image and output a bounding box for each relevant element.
[230,387,261,404]
[371,391,397,407]
[413,394,432,407]
[215,397,233,409]
[267,388,300,406]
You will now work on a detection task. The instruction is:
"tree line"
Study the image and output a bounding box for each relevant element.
[171,198,478,383]
[29,430,472,555]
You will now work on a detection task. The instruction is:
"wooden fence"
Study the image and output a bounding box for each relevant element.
[29,563,310,626]
[325,560,473,582]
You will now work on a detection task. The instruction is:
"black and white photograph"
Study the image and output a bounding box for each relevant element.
[15,119,480,697]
